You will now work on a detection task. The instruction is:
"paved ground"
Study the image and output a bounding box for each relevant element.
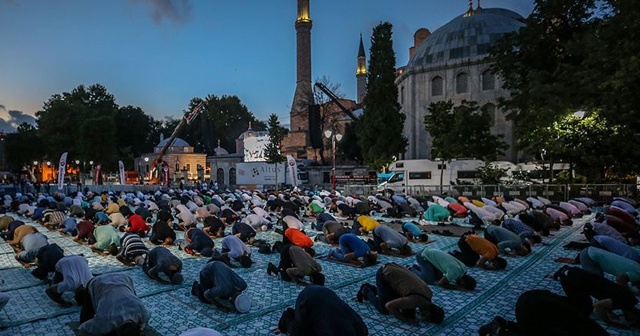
[0,212,637,336]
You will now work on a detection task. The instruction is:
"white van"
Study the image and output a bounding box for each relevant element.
[377,159,484,194]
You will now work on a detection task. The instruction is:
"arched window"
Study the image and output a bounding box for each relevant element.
[456,72,469,94]
[483,103,496,127]
[216,168,224,186]
[400,86,405,104]
[229,168,236,186]
[431,76,443,96]
[482,70,495,91]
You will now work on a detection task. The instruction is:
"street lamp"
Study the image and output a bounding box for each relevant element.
[324,130,343,191]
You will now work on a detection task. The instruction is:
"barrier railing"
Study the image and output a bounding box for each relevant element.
[341,184,637,204]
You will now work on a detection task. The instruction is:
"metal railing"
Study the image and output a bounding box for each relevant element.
[341,184,638,204]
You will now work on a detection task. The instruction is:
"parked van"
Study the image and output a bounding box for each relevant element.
[377,159,483,194]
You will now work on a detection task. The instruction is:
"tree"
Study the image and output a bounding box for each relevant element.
[313,76,346,165]
[424,100,507,191]
[36,84,119,161]
[476,162,509,185]
[339,121,363,164]
[114,105,154,167]
[184,95,265,155]
[358,22,407,170]
[79,116,118,172]
[264,114,288,191]
[4,123,44,172]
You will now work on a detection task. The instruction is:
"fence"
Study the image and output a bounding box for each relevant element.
[341,184,638,204]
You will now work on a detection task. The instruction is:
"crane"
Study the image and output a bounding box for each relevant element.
[314,82,360,121]
[150,101,206,185]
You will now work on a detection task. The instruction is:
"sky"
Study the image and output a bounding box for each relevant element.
[0,0,535,132]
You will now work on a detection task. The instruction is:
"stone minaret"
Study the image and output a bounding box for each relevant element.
[356,34,367,104]
[284,0,314,157]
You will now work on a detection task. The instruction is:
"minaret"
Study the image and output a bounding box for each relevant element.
[286,0,314,156]
[356,34,367,104]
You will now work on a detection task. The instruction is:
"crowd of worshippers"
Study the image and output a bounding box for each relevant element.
[0,187,638,335]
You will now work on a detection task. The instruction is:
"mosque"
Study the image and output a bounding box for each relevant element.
[396,2,526,162]
[135,0,527,187]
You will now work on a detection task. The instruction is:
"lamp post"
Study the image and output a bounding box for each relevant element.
[324,130,343,191]
[144,157,149,182]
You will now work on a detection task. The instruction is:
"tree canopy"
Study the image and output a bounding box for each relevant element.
[357,22,407,171]
[490,0,640,180]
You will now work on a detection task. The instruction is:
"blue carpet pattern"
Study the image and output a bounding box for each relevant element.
[0,212,637,336]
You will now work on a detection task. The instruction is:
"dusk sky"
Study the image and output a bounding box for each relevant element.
[0,0,534,132]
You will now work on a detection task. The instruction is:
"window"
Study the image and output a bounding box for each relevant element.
[216,168,224,185]
[484,103,496,127]
[229,168,236,185]
[456,72,469,94]
[457,170,478,179]
[431,76,443,96]
[482,70,495,91]
[408,172,432,180]
[400,86,404,104]
[388,173,404,183]
[186,164,191,172]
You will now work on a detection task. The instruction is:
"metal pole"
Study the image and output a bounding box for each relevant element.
[331,136,336,191]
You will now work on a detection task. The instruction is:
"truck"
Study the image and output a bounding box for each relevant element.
[236,161,308,189]
[377,159,484,194]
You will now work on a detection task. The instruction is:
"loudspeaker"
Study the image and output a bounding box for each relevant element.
[309,105,323,149]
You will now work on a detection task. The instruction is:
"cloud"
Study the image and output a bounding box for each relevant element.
[0,110,37,133]
[132,0,192,25]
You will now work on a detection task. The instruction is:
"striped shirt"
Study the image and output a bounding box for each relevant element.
[120,233,148,260]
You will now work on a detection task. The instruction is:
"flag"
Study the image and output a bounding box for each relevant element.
[57,152,68,190]
[286,155,298,187]
[118,160,126,185]
[94,164,101,185]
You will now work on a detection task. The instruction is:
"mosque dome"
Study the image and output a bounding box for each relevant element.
[213,146,229,156]
[156,137,190,148]
[407,8,525,68]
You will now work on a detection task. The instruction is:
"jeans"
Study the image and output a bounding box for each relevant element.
[412,252,442,285]
[329,243,354,262]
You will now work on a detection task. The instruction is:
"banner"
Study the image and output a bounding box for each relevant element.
[57,152,67,190]
[118,160,126,185]
[286,155,298,187]
[94,164,101,185]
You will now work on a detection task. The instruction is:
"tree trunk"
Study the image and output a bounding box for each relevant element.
[275,163,278,191]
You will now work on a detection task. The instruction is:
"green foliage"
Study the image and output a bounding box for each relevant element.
[340,121,362,164]
[476,161,509,185]
[184,95,265,155]
[264,114,288,165]
[4,123,44,172]
[358,22,407,170]
[79,116,118,171]
[36,84,118,161]
[424,100,507,161]
[490,0,640,180]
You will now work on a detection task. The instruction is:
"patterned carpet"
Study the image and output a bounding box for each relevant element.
[0,212,637,336]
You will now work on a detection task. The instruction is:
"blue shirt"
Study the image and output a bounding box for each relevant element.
[593,235,640,263]
[502,218,534,239]
[610,201,637,216]
[339,234,370,258]
[403,222,422,237]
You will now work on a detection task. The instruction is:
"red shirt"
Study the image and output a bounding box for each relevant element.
[285,228,314,249]
[127,214,149,233]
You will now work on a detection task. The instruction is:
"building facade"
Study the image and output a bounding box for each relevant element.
[395,6,526,162]
[136,137,207,184]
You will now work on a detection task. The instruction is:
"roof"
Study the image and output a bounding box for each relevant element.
[407,8,525,68]
[156,137,190,148]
